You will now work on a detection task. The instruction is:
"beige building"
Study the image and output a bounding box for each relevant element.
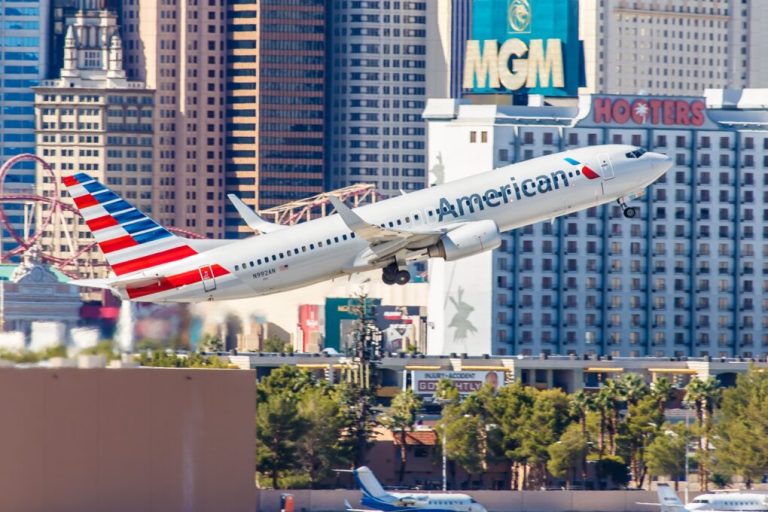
[581,0,767,95]
[0,366,256,512]
[121,0,227,238]
[34,1,154,277]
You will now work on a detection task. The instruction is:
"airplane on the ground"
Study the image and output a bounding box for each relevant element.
[64,144,671,302]
[342,466,487,512]
[650,483,768,512]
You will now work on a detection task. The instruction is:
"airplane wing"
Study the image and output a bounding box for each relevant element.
[344,498,380,512]
[328,196,445,263]
[227,194,285,234]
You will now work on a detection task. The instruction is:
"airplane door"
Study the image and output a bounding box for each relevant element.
[199,265,217,292]
[597,153,615,180]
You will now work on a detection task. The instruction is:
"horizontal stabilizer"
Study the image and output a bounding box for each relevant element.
[69,278,114,290]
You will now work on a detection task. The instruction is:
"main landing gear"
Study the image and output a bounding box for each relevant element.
[382,262,410,285]
[618,198,637,219]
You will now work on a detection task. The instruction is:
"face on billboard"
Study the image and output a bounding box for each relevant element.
[412,370,506,397]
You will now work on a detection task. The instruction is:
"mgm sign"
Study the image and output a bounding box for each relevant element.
[464,0,581,96]
[463,38,564,91]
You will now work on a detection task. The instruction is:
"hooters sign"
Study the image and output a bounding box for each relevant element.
[592,97,707,127]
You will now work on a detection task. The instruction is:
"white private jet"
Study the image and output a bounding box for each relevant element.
[655,483,768,512]
[64,144,671,302]
[342,466,487,512]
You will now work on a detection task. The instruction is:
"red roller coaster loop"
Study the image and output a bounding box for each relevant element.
[0,153,203,277]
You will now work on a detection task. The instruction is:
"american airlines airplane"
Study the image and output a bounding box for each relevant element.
[343,466,487,512]
[65,144,671,302]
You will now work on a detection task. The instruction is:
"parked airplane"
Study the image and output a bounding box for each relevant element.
[655,483,768,512]
[342,466,487,512]
[64,144,671,302]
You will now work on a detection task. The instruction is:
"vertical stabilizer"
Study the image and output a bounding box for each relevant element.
[657,483,686,512]
[353,467,388,499]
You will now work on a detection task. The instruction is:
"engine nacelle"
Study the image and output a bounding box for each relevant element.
[427,220,501,261]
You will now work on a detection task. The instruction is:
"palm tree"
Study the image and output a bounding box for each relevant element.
[591,386,612,457]
[602,378,625,455]
[650,377,674,416]
[570,390,593,436]
[385,389,423,484]
[619,373,649,407]
[684,376,722,491]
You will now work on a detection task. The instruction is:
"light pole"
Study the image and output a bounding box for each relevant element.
[442,423,447,492]
[683,406,690,504]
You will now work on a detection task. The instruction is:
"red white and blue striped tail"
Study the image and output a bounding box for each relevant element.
[62,173,198,277]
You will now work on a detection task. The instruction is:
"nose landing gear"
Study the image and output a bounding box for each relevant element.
[382,262,410,285]
[618,198,637,219]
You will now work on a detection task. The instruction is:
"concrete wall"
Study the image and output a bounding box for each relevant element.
[256,489,660,512]
[0,367,256,512]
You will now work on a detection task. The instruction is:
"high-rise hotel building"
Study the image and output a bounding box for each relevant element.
[225,0,326,237]
[327,1,432,196]
[34,0,153,276]
[119,0,227,238]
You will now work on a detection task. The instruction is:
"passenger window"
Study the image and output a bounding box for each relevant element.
[326,238,331,245]
[405,216,410,223]
[396,219,402,225]
[342,234,348,241]
[294,248,299,255]
[301,246,306,252]
[318,241,323,247]
[257,259,261,265]
[235,265,239,271]
[249,261,254,267]
[414,214,419,220]
[388,221,394,227]
[271,255,276,261]
[279,252,284,258]
[351,232,355,238]
[334,236,339,243]
[310,243,315,249]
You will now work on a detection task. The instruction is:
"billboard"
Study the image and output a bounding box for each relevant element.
[464,0,583,96]
[412,370,506,398]
[578,95,717,129]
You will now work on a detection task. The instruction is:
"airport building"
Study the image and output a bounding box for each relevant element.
[327,0,434,195]
[424,89,768,359]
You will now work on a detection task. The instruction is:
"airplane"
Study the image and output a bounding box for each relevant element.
[342,466,487,512]
[63,144,672,303]
[650,483,768,512]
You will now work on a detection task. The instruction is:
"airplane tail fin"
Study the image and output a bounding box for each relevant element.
[657,483,686,512]
[353,466,388,499]
[61,173,199,276]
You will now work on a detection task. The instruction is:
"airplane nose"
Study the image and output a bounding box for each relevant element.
[647,152,673,177]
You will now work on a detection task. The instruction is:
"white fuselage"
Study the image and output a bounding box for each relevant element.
[122,144,670,302]
[687,493,768,512]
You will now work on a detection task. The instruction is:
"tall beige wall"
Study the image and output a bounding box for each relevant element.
[0,367,256,512]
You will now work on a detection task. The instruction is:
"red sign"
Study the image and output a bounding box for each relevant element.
[593,97,706,127]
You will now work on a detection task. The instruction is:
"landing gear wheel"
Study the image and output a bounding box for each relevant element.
[382,263,398,285]
[623,206,637,218]
[395,270,411,285]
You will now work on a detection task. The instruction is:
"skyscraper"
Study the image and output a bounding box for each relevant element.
[225,0,326,238]
[328,1,431,196]
[0,0,51,253]
[121,0,227,238]
[34,0,153,276]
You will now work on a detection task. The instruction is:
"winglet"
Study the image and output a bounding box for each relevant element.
[328,195,369,232]
[227,194,284,234]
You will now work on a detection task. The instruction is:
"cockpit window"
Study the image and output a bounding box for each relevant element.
[626,147,647,159]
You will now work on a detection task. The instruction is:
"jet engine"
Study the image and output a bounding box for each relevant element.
[427,220,501,261]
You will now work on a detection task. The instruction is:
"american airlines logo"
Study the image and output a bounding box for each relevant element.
[437,158,599,221]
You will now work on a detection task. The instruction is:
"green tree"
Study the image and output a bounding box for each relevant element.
[684,376,722,491]
[547,423,589,489]
[80,340,118,360]
[521,388,572,488]
[198,333,224,352]
[335,381,378,468]
[489,382,537,489]
[569,390,593,436]
[646,423,687,490]
[621,395,663,488]
[256,393,307,488]
[297,387,348,488]
[714,369,768,488]
[619,373,649,406]
[383,389,423,483]
[262,336,290,353]
[442,412,485,486]
[434,377,460,404]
